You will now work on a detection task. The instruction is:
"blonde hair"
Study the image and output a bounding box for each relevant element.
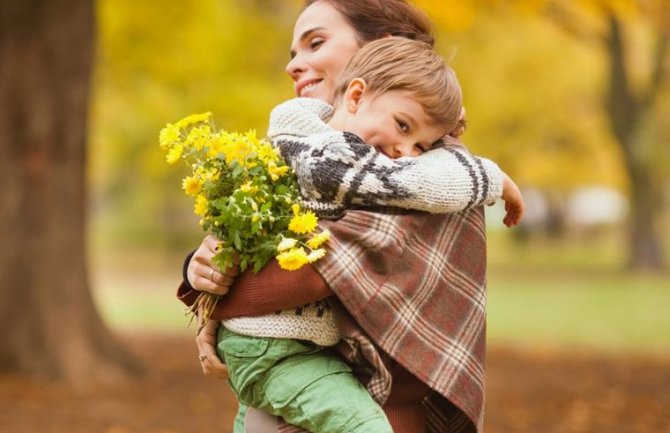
[334,37,464,136]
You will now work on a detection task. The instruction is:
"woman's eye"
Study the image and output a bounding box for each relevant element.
[310,39,324,50]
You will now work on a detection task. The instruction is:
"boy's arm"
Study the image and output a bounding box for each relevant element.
[268,98,505,215]
[362,143,505,213]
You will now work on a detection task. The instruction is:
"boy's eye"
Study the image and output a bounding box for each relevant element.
[414,143,428,154]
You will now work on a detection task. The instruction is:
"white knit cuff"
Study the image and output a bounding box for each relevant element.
[479,158,504,205]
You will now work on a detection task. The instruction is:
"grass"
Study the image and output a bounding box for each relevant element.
[91,249,195,335]
[486,271,670,354]
[484,226,670,354]
[91,227,670,354]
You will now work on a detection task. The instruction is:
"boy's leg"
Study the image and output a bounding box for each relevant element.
[245,407,280,433]
[218,328,391,433]
[260,348,393,433]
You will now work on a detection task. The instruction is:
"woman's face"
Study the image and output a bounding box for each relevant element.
[286,1,361,104]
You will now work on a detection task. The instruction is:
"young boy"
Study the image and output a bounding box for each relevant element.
[267,37,523,225]
[217,37,524,433]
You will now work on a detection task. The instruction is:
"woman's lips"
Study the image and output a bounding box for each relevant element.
[295,79,322,97]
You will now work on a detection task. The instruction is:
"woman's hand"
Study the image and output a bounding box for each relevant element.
[501,173,525,228]
[196,319,229,379]
[187,235,240,296]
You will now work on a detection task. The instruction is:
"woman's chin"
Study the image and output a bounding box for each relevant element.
[301,86,328,102]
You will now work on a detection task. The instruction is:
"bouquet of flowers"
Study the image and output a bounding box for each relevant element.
[159,113,330,330]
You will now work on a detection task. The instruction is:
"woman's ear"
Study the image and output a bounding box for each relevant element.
[343,78,367,113]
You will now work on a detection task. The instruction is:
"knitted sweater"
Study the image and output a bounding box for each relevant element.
[222,97,504,346]
[268,97,504,218]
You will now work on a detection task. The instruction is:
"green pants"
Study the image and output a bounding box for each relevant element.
[218,327,392,433]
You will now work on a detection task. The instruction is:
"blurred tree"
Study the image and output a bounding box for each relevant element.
[543,0,669,270]
[420,0,669,270]
[0,0,141,382]
[91,0,295,248]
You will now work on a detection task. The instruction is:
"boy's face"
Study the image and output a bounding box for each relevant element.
[332,80,447,158]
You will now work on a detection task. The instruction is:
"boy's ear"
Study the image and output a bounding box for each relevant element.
[343,78,367,113]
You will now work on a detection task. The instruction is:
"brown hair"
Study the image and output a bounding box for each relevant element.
[304,0,435,46]
[334,37,463,135]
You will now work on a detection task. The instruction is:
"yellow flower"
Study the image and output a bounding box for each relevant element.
[277,237,298,252]
[289,211,318,235]
[210,133,232,157]
[166,144,183,165]
[195,166,219,182]
[182,176,203,196]
[194,195,208,217]
[292,204,301,215]
[175,112,212,129]
[226,147,248,166]
[306,230,331,249]
[240,181,258,194]
[277,247,309,271]
[307,248,326,263]
[257,141,279,163]
[244,129,259,143]
[185,125,211,150]
[159,123,180,149]
[267,160,290,181]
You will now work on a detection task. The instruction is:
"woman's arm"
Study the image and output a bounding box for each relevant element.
[177,236,333,320]
[181,235,333,379]
[214,258,332,319]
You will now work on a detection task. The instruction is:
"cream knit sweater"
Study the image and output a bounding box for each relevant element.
[222,97,505,346]
[268,97,504,218]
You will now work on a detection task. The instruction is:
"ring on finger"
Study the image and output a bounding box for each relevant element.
[209,268,216,281]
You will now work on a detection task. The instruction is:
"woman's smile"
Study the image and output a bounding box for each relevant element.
[295,78,323,97]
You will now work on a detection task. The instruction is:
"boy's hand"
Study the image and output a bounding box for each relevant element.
[501,174,525,228]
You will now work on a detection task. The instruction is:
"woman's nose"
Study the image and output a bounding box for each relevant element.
[285,55,305,80]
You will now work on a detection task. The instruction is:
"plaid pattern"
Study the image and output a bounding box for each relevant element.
[332,306,393,405]
[313,207,487,433]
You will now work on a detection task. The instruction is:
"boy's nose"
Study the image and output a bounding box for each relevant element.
[393,141,416,158]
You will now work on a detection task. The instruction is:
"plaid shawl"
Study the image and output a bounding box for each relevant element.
[314,207,487,433]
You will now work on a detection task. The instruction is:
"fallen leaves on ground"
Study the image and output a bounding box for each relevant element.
[0,334,668,433]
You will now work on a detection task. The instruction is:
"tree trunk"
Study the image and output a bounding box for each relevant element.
[606,16,665,271]
[627,154,664,270]
[0,0,142,383]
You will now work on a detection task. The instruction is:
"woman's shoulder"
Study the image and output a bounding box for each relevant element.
[332,207,487,248]
[268,97,334,139]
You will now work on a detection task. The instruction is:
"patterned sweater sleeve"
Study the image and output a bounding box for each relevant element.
[267,98,504,217]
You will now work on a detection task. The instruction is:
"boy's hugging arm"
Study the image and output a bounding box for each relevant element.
[268,97,504,214]
[376,146,505,213]
[293,133,503,214]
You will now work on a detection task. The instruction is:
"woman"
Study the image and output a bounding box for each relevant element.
[180,1,496,432]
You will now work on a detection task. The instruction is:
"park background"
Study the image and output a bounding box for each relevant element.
[1,0,669,432]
